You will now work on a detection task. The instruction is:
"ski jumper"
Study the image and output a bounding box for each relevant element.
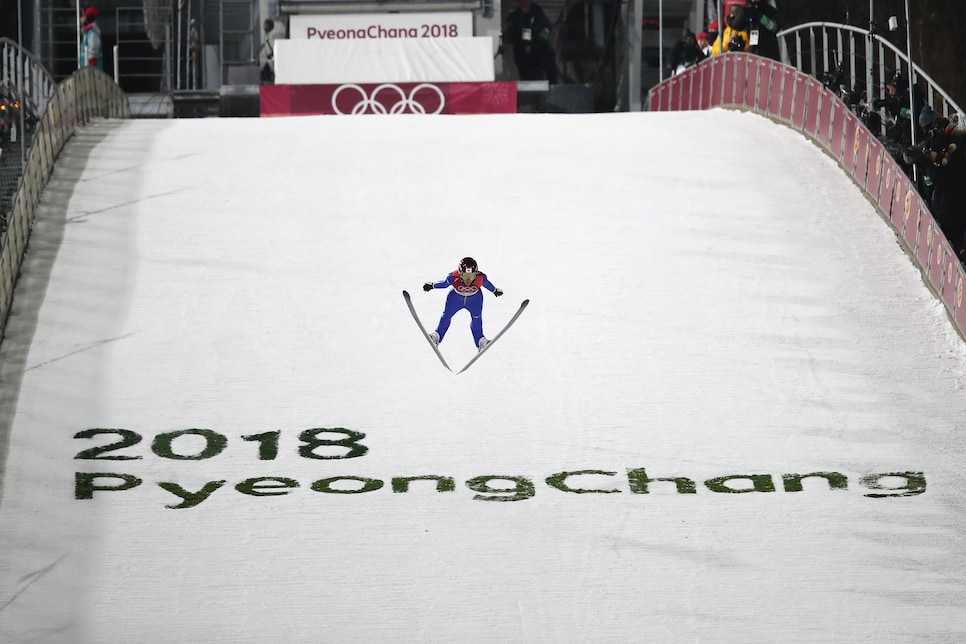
[431,271,499,347]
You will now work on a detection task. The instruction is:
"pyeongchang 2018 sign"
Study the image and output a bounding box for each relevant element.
[72,427,927,509]
[289,12,474,40]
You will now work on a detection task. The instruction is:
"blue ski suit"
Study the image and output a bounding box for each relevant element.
[430,271,499,347]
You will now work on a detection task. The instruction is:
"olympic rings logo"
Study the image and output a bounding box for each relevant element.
[332,83,446,115]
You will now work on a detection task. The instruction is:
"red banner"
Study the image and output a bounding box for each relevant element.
[763,60,780,113]
[841,112,860,171]
[698,62,713,110]
[955,268,966,332]
[747,56,764,110]
[722,55,737,105]
[260,82,517,116]
[669,75,683,111]
[877,155,899,219]
[917,209,937,268]
[741,56,755,108]
[851,121,871,188]
[890,173,912,228]
[708,57,724,107]
[900,186,922,253]
[865,137,885,196]
[929,236,951,291]
[827,98,846,158]
[654,82,669,111]
[777,66,795,123]
[803,79,823,137]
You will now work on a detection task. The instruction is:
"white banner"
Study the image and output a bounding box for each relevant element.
[274,37,495,84]
[289,12,474,40]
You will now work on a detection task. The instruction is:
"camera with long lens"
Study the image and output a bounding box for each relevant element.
[728,34,746,51]
[862,109,882,131]
[821,65,847,92]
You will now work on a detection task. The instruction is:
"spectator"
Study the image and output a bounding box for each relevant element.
[669,30,705,76]
[712,3,750,55]
[917,106,950,140]
[903,116,966,262]
[874,71,926,148]
[744,0,780,61]
[706,20,719,47]
[696,32,712,58]
[503,0,558,84]
[79,6,103,70]
[928,125,966,264]
[922,109,953,168]
[907,106,945,202]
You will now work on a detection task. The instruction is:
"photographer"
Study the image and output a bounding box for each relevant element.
[745,0,781,61]
[902,113,966,262]
[872,72,926,148]
[902,107,947,202]
[669,30,706,76]
[711,3,751,55]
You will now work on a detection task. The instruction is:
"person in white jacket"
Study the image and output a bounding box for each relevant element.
[80,6,103,70]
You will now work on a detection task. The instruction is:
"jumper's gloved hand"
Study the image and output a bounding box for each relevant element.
[494,288,504,297]
[423,283,434,292]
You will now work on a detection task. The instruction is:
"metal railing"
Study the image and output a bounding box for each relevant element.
[220,0,259,85]
[0,38,57,119]
[0,66,129,344]
[37,5,83,83]
[111,0,258,92]
[1,38,56,226]
[778,22,964,127]
[115,5,174,92]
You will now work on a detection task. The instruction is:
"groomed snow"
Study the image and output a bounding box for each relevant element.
[2,109,966,642]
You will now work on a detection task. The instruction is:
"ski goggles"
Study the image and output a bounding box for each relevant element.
[460,271,477,282]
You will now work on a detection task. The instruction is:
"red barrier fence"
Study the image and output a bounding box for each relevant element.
[647,54,966,342]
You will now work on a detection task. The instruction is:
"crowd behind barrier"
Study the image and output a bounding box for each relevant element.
[0,66,129,344]
[646,53,966,343]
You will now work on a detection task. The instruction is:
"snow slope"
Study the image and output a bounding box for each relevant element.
[1,110,966,643]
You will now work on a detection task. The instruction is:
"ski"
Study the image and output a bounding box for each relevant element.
[457,299,529,374]
[402,290,452,371]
